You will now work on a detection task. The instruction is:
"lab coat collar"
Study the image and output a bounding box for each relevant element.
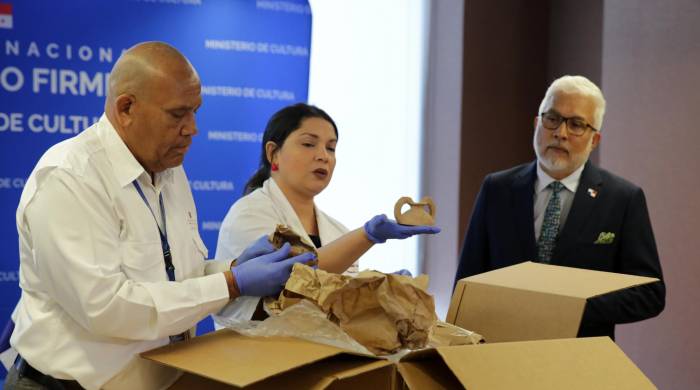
[264,178,322,248]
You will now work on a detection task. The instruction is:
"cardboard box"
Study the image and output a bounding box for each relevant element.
[143,330,655,389]
[447,261,659,343]
[397,337,656,389]
[143,329,395,389]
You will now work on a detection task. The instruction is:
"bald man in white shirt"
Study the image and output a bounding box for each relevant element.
[7,41,313,390]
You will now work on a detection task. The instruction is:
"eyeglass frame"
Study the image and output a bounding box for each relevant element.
[539,112,599,136]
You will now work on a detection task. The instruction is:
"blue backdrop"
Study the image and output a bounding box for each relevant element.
[0,0,312,375]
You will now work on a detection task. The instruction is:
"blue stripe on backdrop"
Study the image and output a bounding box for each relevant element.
[0,0,311,365]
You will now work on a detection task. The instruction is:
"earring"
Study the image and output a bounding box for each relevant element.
[271,163,279,172]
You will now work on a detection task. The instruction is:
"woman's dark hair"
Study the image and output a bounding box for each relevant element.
[243,103,338,195]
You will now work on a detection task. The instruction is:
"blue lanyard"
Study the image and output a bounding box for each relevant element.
[132,180,176,282]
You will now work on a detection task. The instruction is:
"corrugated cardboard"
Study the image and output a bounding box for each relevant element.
[142,329,395,389]
[143,328,655,389]
[397,337,656,389]
[447,261,659,342]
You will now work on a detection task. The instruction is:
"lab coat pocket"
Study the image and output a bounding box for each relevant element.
[121,241,168,282]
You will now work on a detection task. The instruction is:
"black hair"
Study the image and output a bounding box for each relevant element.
[243,103,338,195]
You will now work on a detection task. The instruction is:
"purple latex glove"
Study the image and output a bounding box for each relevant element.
[236,234,276,265]
[363,214,441,244]
[232,243,316,297]
[393,269,413,277]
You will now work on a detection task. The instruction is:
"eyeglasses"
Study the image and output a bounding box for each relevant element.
[539,112,598,136]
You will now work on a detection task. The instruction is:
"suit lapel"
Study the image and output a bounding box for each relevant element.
[555,161,603,256]
[511,162,538,259]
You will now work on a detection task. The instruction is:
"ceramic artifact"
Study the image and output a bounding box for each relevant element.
[394,196,436,226]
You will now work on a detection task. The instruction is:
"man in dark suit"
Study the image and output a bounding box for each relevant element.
[455,75,665,339]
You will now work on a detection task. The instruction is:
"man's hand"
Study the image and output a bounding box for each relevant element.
[236,234,276,265]
[231,243,315,297]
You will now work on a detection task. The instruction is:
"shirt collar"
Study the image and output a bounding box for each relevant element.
[98,114,175,189]
[535,161,586,194]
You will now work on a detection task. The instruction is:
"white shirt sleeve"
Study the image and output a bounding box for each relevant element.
[24,169,229,341]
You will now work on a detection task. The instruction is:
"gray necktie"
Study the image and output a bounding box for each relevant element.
[537,181,564,263]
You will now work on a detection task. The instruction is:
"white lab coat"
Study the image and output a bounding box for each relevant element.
[215,177,357,322]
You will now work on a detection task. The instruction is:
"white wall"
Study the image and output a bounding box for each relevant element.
[308,0,429,275]
[420,0,464,319]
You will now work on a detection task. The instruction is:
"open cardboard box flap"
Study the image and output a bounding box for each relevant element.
[397,337,656,390]
[456,261,659,298]
[447,262,659,342]
[143,325,655,389]
[142,329,393,389]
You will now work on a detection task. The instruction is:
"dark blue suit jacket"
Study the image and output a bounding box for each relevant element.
[455,161,665,339]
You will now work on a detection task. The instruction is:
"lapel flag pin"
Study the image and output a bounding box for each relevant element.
[587,188,598,198]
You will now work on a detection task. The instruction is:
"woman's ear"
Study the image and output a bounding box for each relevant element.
[265,141,278,165]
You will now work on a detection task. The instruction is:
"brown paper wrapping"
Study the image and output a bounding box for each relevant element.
[266,263,439,355]
[429,321,484,347]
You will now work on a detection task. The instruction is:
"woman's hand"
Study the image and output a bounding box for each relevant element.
[363,214,441,244]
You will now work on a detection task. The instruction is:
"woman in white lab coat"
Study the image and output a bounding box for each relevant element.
[214,103,439,321]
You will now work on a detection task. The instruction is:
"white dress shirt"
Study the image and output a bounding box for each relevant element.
[533,162,586,241]
[11,115,231,390]
[214,177,356,323]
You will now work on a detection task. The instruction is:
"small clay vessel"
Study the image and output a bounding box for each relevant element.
[394,196,436,226]
[269,224,319,266]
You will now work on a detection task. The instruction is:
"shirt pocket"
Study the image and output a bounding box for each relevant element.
[173,234,209,280]
[192,234,209,260]
[120,240,167,282]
